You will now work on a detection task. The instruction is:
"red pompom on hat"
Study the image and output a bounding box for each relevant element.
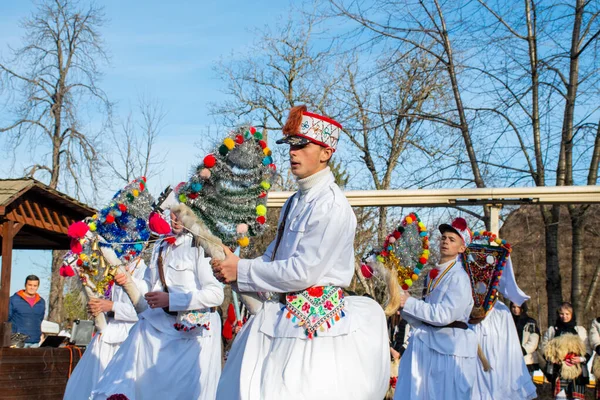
[67,221,89,239]
[70,238,83,254]
[204,154,217,168]
[439,217,472,245]
[59,264,75,277]
[361,264,374,279]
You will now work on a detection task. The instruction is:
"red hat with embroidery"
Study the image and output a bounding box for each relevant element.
[439,217,472,246]
[276,105,342,151]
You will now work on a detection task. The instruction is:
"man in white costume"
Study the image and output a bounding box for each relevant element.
[63,258,147,399]
[469,256,537,399]
[212,105,389,400]
[91,209,224,400]
[395,217,477,400]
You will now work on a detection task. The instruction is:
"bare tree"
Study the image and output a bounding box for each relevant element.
[102,97,167,184]
[0,0,111,323]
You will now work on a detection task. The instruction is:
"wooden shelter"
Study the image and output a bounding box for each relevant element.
[0,178,94,399]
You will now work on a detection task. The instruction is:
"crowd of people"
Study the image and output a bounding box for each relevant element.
[6,105,600,400]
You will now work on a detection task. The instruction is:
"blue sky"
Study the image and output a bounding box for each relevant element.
[0,0,294,303]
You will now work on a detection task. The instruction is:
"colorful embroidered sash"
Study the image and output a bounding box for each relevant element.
[174,309,211,332]
[284,286,345,339]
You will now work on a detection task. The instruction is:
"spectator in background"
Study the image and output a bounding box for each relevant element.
[510,301,541,374]
[9,275,45,348]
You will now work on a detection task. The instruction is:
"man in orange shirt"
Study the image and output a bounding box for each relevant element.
[9,275,45,347]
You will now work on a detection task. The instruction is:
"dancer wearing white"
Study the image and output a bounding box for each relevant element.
[395,218,477,400]
[212,105,389,400]
[91,209,224,400]
[63,259,147,400]
[470,256,537,399]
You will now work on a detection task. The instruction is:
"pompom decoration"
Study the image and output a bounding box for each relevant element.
[365,212,429,290]
[360,264,374,279]
[174,125,276,249]
[59,264,75,277]
[63,176,155,298]
[68,221,89,239]
[463,231,512,323]
[149,212,171,235]
[452,217,468,231]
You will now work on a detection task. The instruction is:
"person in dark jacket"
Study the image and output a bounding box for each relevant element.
[9,275,45,347]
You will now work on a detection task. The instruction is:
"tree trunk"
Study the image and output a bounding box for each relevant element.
[47,249,67,324]
[377,206,388,244]
[569,205,586,324]
[542,205,562,325]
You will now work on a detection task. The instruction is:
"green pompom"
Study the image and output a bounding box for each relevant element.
[254,132,263,140]
[219,144,229,156]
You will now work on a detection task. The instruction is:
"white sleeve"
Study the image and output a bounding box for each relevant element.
[402,274,472,326]
[237,201,351,293]
[168,249,224,312]
[112,301,138,322]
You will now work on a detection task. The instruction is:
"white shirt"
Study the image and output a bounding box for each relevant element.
[135,234,224,337]
[402,258,477,357]
[237,170,357,338]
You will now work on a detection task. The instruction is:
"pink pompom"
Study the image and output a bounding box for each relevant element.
[70,238,83,254]
[361,264,374,279]
[59,264,75,277]
[200,168,211,179]
[67,221,89,239]
[236,223,249,234]
[388,237,396,244]
[149,212,171,235]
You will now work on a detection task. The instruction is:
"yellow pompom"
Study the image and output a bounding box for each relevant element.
[411,273,419,281]
[79,254,88,262]
[256,204,267,216]
[405,278,413,287]
[263,147,272,156]
[260,181,271,190]
[418,222,426,229]
[423,249,429,255]
[92,214,98,219]
[237,236,250,247]
[178,193,187,203]
[88,222,97,232]
[223,137,236,150]
[494,238,502,245]
[132,189,139,197]
[405,216,413,224]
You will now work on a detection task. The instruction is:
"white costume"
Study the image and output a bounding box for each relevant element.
[470,256,537,400]
[217,168,389,400]
[470,302,537,399]
[92,234,224,400]
[63,260,147,400]
[395,258,477,400]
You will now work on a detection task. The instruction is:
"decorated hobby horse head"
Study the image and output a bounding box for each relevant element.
[172,125,276,261]
[362,212,430,316]
[61,177,164,329]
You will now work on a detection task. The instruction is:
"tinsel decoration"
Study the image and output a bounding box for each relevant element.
[175,125,276,248]
[462,231,511,322]
[63,177,156,298]
[364,212,430,290]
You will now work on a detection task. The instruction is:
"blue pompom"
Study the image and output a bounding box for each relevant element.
[191,182,203,192]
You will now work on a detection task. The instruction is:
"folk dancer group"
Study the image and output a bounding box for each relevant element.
[62,105,597,400]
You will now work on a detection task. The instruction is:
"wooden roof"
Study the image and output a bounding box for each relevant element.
[0,179,95,250]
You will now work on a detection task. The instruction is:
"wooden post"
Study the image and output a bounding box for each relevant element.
[488,204,502,236]
[0,221,22,347]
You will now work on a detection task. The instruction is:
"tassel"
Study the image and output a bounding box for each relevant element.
[286,311,292,319]
[331,318,335,325]
[314,330,318,337]
[292,316,297,323]
[298,320,305,326]
[326,321,331,329]
[341,310,346,318]
[319,325,325,332]
[334,314,340,321]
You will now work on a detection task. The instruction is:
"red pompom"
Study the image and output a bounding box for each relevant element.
[59,265,75,277]
[67,221,89,239]
[118,203,127,212]
[70,238,83,254]
[250,126,257,134]
[258,140,267,149]
[268,163,276,171]
[380,251,388,257]
[105,214,115,224]
[429,269,439,280]
[419,257,427,264]
[452,217,468,231]
[187,192,199,199]
[393,231,401,239]
[76,258,83,267]
[258,191,267,198]
[256,216,266,224]
[149,212,171,235]
[401,284,409,290]
[139,183,145,191]
[164,236,177,245]
[204,154,217,168]
[141,176,147,183]
[235,135,244,144]
[361,264,374,279]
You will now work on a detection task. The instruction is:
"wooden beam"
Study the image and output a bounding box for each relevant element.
[0,221,22,328]
[51,210,67,233]
[41,205,60,232]
[32,202,52,231]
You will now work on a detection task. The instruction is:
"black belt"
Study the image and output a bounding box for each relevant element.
[163,306,217,316]
[423,321,468,330]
